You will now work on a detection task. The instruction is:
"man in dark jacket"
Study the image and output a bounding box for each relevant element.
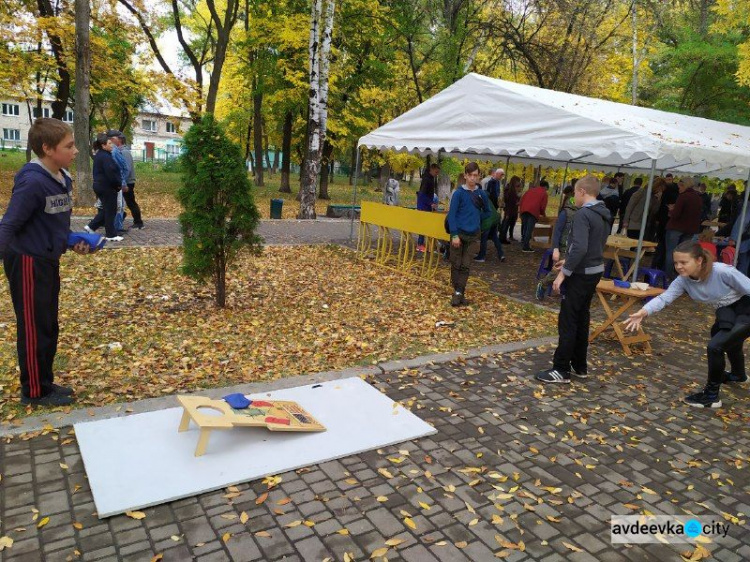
[665,177,703,278]
[536,175,610,384]
[617,177,640,234]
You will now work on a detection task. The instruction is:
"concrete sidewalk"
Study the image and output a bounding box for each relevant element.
[1,329,747,562]
[70,217,356,249]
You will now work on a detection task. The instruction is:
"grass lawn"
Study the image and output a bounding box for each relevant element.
[0,245,555,422]
[0,149,419,220]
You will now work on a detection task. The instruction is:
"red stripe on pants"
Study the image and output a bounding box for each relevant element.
[22,256,40,398]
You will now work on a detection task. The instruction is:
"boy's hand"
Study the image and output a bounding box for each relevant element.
[122,185,129,192]
[552,248,560,262]
[451,236,461,248]
[553,259,565,271]
[552,271,565,293]
[72,241,90,255]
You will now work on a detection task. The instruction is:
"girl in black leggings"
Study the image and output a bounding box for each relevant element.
[626,241,750,408]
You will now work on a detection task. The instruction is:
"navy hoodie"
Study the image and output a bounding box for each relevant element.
[0,161,72,261]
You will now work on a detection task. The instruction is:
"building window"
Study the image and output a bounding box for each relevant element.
[32,107,50,118]
[3,129,21,141]
[2,103,20,116]
[142,119,157,132]
[62,110,74,122]
[166,121,177,134]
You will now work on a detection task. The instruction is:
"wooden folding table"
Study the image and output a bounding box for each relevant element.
[604,235,657,280]
[589,279,664,356]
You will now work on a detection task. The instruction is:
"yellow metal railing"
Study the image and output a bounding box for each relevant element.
[356,202,450,280]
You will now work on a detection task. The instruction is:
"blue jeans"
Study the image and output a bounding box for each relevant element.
[521,213,537,250]
[476,224,504,260]
[665,229,690,277]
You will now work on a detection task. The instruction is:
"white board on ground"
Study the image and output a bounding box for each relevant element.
[74,377,437,518]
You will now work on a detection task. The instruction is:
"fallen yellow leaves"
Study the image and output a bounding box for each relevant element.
[0,246,553,419]
[0,536,13,551]
[125,511,146,520]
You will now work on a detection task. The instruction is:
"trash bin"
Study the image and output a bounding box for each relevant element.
[270,198,283,219]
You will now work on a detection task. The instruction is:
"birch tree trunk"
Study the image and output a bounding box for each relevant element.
[299,0,322,219]
[299,0,335,219]
[74,0,94,207]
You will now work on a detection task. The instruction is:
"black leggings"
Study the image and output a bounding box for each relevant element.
[707,321,750,383]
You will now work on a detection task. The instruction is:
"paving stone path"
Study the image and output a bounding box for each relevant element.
[1,222,748,562]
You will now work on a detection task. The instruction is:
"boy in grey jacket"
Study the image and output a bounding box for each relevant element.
[537,175,610,383]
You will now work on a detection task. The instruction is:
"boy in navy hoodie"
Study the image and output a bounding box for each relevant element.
[0,118,90,406]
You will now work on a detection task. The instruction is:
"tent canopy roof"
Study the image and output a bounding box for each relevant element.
[358,73,750,180]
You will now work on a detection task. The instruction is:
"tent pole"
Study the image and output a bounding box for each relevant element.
[632,159,657,281]
[559,162,570,208]
[349,147,361,241]
[733,168,750,267]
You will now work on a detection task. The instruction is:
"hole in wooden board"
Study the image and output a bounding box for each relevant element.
[196,406,225,417]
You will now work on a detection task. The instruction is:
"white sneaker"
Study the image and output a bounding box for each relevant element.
[105,236,124,242]
[84,225,94,234]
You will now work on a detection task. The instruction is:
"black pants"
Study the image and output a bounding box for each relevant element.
[4,252,60,399]
[500,213,517,241]
[89,186,119,237]
[707,321,750,383]
[553,273,602,373]
[626,229,641,240]
[123,183,143,226]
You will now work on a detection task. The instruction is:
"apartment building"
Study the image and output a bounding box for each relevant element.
[0,100,191,161]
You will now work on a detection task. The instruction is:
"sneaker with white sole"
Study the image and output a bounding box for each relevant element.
[535,368,571,383]
[684,382,722,408]
[105,236,124,242]
[571,367,589,379]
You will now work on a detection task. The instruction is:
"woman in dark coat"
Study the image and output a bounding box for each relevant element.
[86,133,123,241]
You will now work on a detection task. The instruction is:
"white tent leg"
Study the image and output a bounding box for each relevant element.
[733,168,750,267]
[631,159,657,281]
[349,148,362,241]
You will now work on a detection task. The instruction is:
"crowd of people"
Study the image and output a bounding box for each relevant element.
[85,129,145,242]
[419,162,750,408]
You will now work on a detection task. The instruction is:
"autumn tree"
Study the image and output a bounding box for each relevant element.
[178,115,262,308]
[118,0,241,119]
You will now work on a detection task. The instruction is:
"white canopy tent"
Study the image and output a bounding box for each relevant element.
[353,73,750,275]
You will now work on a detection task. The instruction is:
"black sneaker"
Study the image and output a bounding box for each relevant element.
[21,390,75,406]
[451,292,463,307]
[473,257,486,263]
[498,256,506,263]
[500,239,510,245]
[132,223,145,230]
[52,383,75,396]
[571,367,588,380]
[723,371,748,383]
[522,247,535,253]
[684,384,721,408]
[535,369,571,384]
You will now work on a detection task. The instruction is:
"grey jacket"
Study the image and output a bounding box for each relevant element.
[562,200,610,277]
[120,145,136,184]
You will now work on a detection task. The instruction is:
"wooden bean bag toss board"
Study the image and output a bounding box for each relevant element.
[177,395,326,456]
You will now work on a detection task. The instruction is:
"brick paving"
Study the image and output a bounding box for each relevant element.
[0,224,748,562]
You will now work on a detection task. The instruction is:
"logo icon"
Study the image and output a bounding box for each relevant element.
[684,519,702,538]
